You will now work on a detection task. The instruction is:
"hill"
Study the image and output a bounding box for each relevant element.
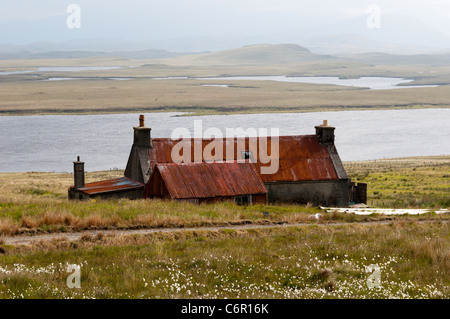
[0,48,190,60]
[342,52,450,66]
[164,44,334,66]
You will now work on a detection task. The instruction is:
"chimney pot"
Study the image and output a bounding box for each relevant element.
[139,114,145,127]
[323,120,328,127]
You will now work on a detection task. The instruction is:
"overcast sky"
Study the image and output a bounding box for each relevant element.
[1,0,450,48]
[1,0,449,23]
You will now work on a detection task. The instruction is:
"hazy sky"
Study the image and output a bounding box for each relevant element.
[1,0,450,48]
[1,0,450,23]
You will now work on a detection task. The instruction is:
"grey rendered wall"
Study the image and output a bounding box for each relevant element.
[265,180,350,207]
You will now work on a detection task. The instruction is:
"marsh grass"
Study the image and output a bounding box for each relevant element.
[0,222,448,299]
[344,156,450,209]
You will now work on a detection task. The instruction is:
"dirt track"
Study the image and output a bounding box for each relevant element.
[2,219,437,246]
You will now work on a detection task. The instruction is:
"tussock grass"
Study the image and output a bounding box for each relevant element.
[0,222,448,298]
[0,218,18,236]
[0,171,325,236]
[1,157,449,236]
[0,197,324,236]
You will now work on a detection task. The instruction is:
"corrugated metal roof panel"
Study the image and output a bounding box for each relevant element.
[149,135,339,182]
[78,177,144,195]
[154,162,267,199]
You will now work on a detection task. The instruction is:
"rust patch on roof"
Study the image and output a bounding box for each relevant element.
[149,135,339,182]
[150,161,267,199]
[76,177,144,195]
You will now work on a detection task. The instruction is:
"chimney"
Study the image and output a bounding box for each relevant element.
[73,156,85,189]
[133,114,152,148]
[125,115,153,184]
[315,120,335,144]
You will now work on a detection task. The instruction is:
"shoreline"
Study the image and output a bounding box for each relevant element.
[0,104,449,117]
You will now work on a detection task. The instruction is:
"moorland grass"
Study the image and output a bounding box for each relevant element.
[1,156,449,236]
[0,157,448,299]
[344,156,450,209]
[0,221,448,298]
[0,157,449,236]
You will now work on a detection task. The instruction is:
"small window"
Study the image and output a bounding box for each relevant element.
[241,151,254,162]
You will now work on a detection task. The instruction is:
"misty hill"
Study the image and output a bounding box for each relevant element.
[342,52,450,66]
[177,44,333,65]
[3,41,450,68]
[302,34,440,55]
[309,14,450,52]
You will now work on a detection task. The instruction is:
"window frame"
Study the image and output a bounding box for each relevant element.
[240,150,254,162]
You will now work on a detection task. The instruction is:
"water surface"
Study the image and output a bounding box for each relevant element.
[1,68,439,89]
[0,109,448,172]
[195,76,438,90]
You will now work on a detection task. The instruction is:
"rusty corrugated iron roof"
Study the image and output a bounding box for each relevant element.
[76,177,144,195]
[153,161,267,199]
[149,135,339,182]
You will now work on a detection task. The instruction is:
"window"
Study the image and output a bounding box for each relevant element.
[235,195,252,206]
[241,151,254,162]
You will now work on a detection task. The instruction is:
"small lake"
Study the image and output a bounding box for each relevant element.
[194,76,438,90]
[0,67,439,89]
[0,109,448,173]
[44,77,133,81]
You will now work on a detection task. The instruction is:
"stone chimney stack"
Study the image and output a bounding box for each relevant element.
[73,156,85,189]
[315,120,335,144]
[133,114,152,148]
[125,114,153,184]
